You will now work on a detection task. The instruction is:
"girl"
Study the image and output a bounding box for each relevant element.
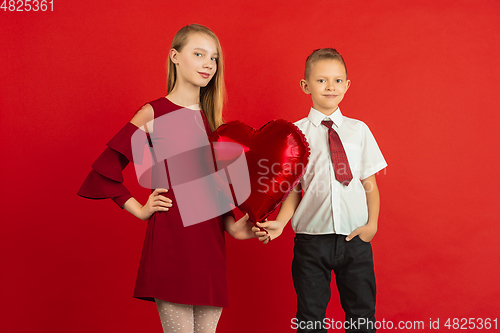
[78,24,253,333]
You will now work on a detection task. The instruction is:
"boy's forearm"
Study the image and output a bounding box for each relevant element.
[275,184,302,227]
[362,175,380,227]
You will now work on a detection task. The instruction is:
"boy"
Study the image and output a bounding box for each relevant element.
[254,48,387,333]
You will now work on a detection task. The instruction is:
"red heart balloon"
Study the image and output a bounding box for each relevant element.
[209,119,310,223]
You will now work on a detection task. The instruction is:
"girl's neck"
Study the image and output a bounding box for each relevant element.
[167,81,201,110]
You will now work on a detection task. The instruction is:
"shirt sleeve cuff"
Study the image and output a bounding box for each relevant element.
[361,161,388,180]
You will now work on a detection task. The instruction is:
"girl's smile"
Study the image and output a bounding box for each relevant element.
[198,72,211,79]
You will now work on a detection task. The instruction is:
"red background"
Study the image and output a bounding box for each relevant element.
[1,0,500,332]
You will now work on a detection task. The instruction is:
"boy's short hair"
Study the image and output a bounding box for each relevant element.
[304,48,347,80]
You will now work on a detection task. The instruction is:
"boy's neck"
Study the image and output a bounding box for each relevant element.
[313,104,339,116]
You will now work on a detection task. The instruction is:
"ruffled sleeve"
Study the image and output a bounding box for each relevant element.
[77,122,145,209]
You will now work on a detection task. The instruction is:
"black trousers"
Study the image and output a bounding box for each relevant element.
[292,234,376,333]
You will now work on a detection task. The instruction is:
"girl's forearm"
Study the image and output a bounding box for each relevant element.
[123,197,146,220]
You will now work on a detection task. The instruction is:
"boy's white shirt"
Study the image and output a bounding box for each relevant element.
[292,107,387,235]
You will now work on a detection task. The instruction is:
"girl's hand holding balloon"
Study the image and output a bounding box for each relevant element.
[225,213,256,240]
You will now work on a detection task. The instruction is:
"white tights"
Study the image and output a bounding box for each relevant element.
[155,298,222,333]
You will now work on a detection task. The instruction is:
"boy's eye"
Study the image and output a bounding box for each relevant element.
[318,79,326,83]
[336,79,343,83]
[195,53,202,57]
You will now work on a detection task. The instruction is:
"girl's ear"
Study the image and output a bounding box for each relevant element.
[300,79,310,94]
[170,48,179,65]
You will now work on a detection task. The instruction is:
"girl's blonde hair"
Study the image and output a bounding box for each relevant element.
[167,24,226,131]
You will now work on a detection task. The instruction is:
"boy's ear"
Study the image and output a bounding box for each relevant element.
[345,79,351,91]
[300,79,310,94]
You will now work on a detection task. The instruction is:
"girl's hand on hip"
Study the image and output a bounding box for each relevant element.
[139,188,172,220]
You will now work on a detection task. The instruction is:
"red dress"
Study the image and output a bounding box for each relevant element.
[78,97,232,307]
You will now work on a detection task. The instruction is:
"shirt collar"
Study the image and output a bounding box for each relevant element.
[307,107,344,128]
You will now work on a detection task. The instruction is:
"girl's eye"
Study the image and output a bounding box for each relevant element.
[211,57,217,61]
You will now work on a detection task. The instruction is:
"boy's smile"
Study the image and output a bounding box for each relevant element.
[300,59,351,115]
